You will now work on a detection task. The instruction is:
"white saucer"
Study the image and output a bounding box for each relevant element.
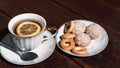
[56,20,109,57]
[0,30,56,65]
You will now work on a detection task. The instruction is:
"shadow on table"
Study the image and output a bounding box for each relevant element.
[0,28,9,40]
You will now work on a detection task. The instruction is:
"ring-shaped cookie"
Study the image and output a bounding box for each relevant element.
[72,46,87,55]
[65,21,74,33]
[60,38,75,50]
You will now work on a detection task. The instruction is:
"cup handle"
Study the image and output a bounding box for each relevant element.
[42,26,58,43]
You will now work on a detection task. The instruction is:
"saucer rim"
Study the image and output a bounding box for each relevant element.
[0,30,56,65]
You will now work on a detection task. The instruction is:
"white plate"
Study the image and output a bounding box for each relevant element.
[56,20,109,57]
[0,30,56,65]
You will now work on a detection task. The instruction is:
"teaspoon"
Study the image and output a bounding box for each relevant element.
[0,42,38,61]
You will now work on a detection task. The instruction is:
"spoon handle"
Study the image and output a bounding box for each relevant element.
[42,31,58,43]
[42,26,58,43]
[0,42,22,55]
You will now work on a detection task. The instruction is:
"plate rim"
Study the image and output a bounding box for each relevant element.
[55,20,109,57]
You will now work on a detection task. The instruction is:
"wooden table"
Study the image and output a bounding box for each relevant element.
[0,0,120,68]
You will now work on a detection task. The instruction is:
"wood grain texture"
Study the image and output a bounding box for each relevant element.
[0,0,119,68]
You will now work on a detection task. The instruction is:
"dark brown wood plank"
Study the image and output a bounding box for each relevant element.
[0,0,86,27]
[53,0,120,35]
[0,0,119,68]
[34,51,82,68]
[0,12,10,31]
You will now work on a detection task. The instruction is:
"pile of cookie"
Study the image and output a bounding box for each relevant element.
[60,21,102,55]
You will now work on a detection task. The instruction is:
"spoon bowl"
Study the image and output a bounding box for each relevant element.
[20,52,38,61]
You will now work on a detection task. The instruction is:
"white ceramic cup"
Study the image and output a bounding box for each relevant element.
[8,13,47,51]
